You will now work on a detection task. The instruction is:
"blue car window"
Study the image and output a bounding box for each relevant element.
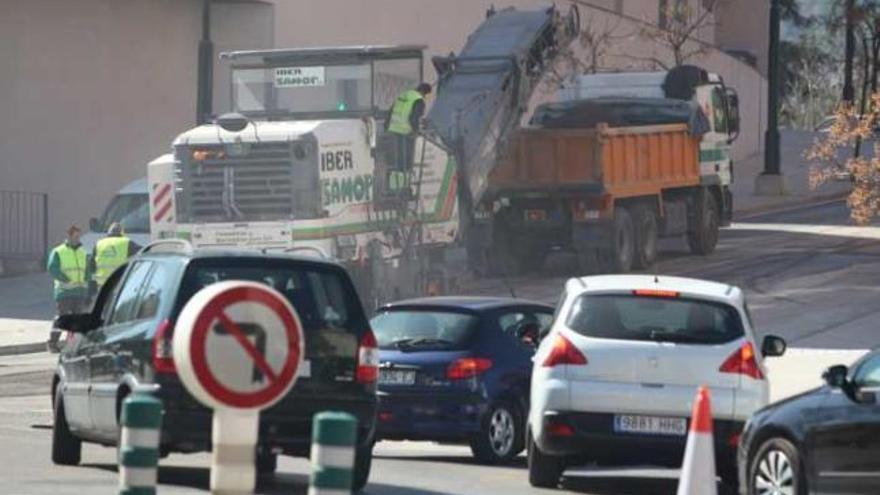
[371,310,478,351]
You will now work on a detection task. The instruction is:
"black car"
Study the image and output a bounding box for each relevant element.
[51,241,378,491]
[738,348,880,495]
[371,297,554,463]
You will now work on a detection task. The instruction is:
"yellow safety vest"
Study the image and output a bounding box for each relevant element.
[55,244,87,291]
[388,89,424,135]
[94,236,129,285]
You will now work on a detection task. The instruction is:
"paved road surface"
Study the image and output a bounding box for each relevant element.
[1,200,878,494]
[465,200,880,349]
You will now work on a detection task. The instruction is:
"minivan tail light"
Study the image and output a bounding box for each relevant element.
[543,334,587,367]
[357,330,379,384]
[152,319,176,375]
[719,342,763,380]
[447,357,493,380]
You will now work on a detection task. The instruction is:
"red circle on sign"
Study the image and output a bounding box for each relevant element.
[189,285,302,409]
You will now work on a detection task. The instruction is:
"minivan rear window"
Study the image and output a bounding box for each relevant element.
[178,261,360,333]
[371,310,478,351]
[565,294,744,344]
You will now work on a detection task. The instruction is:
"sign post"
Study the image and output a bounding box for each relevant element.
[173,281,304,494]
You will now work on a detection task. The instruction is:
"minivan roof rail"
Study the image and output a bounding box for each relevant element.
[138,239,194,256]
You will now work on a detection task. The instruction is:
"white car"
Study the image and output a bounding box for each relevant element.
[527,275,787,489]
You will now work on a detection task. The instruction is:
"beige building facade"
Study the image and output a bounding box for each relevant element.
[0,0,272,256]
[1,0,767,262]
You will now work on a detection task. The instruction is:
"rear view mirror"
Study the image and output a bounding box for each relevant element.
[822,364,849,389]
[89,217,100,232]
[761,335,787,357]
[53,313,97,334]
[725,88,740,136]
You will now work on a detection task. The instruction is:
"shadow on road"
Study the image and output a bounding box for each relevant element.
[375,453,527,469]
[82,463,462,495]
[562,474,736,495]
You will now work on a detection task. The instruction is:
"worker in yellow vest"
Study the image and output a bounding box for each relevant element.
[47,225,91,315]
[385,82,432,195]
[92,222,140,290]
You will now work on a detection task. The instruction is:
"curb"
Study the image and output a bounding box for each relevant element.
[0,342,47,357]
[734,191,849,220]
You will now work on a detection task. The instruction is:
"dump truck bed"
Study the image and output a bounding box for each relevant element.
[488,123,700,199]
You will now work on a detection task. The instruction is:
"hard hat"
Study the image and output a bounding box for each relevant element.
[107,222,123,235]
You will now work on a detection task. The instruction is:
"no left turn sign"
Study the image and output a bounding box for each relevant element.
[173,280,304,410]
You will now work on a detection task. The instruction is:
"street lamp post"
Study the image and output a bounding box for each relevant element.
[756,0,787,194]
[196,0,213,125]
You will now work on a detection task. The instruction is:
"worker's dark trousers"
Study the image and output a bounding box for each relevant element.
[393,133,416,171]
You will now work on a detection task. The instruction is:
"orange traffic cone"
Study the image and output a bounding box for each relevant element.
[676,385,717,495]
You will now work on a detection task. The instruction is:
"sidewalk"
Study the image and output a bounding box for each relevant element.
[732,129,853,217]
[0,273,54,356]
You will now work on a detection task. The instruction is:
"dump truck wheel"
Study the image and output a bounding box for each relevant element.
[632,204,659,269]
[607,207,635,273]
[687,191,720,255]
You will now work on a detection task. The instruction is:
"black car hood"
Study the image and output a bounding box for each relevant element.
[755,385,828,418]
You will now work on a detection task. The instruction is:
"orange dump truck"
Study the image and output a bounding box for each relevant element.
[476,107,738,275]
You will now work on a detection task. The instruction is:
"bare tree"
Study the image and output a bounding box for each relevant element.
[781,28,841,130]
[636,0,726,69]
[808,96,880,225]
[543,13,627,89]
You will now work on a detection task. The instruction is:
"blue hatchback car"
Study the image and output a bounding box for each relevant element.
[370,297,554,463]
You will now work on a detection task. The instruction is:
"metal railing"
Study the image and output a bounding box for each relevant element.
[0,190,48,267]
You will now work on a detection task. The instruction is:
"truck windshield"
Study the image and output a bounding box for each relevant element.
[97,194,149,233]
[231,58,421,117]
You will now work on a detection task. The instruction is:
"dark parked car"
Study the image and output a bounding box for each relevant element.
[51,241,378,491]
[370,296,554,463]
[738,348,880,495]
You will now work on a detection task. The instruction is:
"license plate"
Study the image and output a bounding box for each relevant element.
[524,209,547,221]
[379,369,416,385]
[613,414,687,436]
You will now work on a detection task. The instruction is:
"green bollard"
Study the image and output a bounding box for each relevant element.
[119,391,163,495]
[309,411,357,495]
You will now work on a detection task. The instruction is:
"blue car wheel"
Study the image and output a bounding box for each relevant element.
[470,400,524,463]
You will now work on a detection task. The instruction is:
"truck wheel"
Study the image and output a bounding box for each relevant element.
[688,191,720,255]
[632,205,659,269]
[606,207,634,273]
